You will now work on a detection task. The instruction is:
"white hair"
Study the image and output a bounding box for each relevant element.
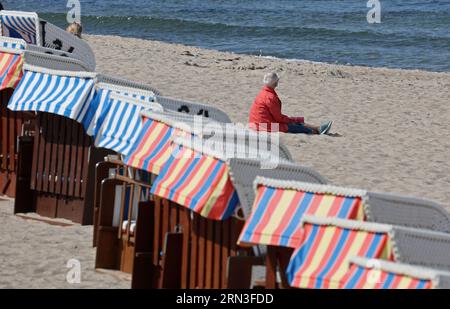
[263,72,279,87]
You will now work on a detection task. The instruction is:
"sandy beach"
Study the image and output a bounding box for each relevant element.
[1,34,450,288]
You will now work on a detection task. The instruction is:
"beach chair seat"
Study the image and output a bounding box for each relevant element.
[341,256,450,289]
[95,164,151,274]
[1,10,96,70]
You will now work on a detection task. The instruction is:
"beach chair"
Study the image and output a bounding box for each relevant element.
[94,118,298,288]
[238,177,450,288]
[95,158,152,273]
[0,10,96,70]
[94,111,228,279]
[341,256,450,289]
[7,51,106,223]
[284,215,450,289]
[0,37,33,198]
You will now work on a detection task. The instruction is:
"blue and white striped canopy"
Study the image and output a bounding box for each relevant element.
[1,14,38,45]
[0,37,26,50]
[8,65,96,122]
[82,83,155,136]
[95,93,155,156]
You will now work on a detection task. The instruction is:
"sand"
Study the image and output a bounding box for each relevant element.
[1,34,450,288]
[0,198,129,289]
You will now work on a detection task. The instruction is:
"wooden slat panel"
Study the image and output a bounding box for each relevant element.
[230,218,241,257]
[197,216,206,288]
[161,199,170,251]
[221,219,231,288]
[14,112,23,171]
[34,114,46,191]
[213,220,222,288]
[55,117,66,195]
[153,197,162,265]
[205,219,214,289]
[42,113,53,193]
[61,119,73,196]
[74,124,85,197]
[1,103,8,171]
[80,131,90,198]
[189,212,198,289]
[8,109,16,171]
[49,115,60,193]
[180,207,190,289]
[69,120,79,197]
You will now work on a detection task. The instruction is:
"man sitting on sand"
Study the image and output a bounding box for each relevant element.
[249,72,332,134]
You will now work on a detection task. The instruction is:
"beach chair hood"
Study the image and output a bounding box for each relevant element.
[7,51,95,123]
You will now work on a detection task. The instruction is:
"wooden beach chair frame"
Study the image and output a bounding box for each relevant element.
[0,38,33,198]
[94,157,259,289]
[11,51,109,224]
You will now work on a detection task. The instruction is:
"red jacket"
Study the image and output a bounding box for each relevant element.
[248,86,304,132]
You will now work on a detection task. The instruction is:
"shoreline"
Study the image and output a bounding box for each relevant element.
[85,34,450,76]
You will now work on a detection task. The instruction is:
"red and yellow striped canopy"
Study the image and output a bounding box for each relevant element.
[238,184,365,248]
[0,50,23,90]
[341,261,433,289]
[124,118,190,175]
[286,219,394,289]
[150,145,239,220]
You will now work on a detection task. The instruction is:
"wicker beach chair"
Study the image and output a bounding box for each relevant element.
[238,177,450,288]
[365,191,450,233]
[0,10,96,70]
[6,51,108,224]
[284,215,450,289]
[0,37,30,197]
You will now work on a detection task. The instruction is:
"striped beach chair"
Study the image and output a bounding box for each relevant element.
[285,215,450,289]
[341,257,450,289]
[0,10,96,70]
[6,52,107,224]
[94,111,224,279]
[0,11,39,45]
[135,136,279,288]
[238,177,450,288]
[0,37,32,198]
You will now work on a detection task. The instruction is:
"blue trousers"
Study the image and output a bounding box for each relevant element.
[287,123,313,134]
